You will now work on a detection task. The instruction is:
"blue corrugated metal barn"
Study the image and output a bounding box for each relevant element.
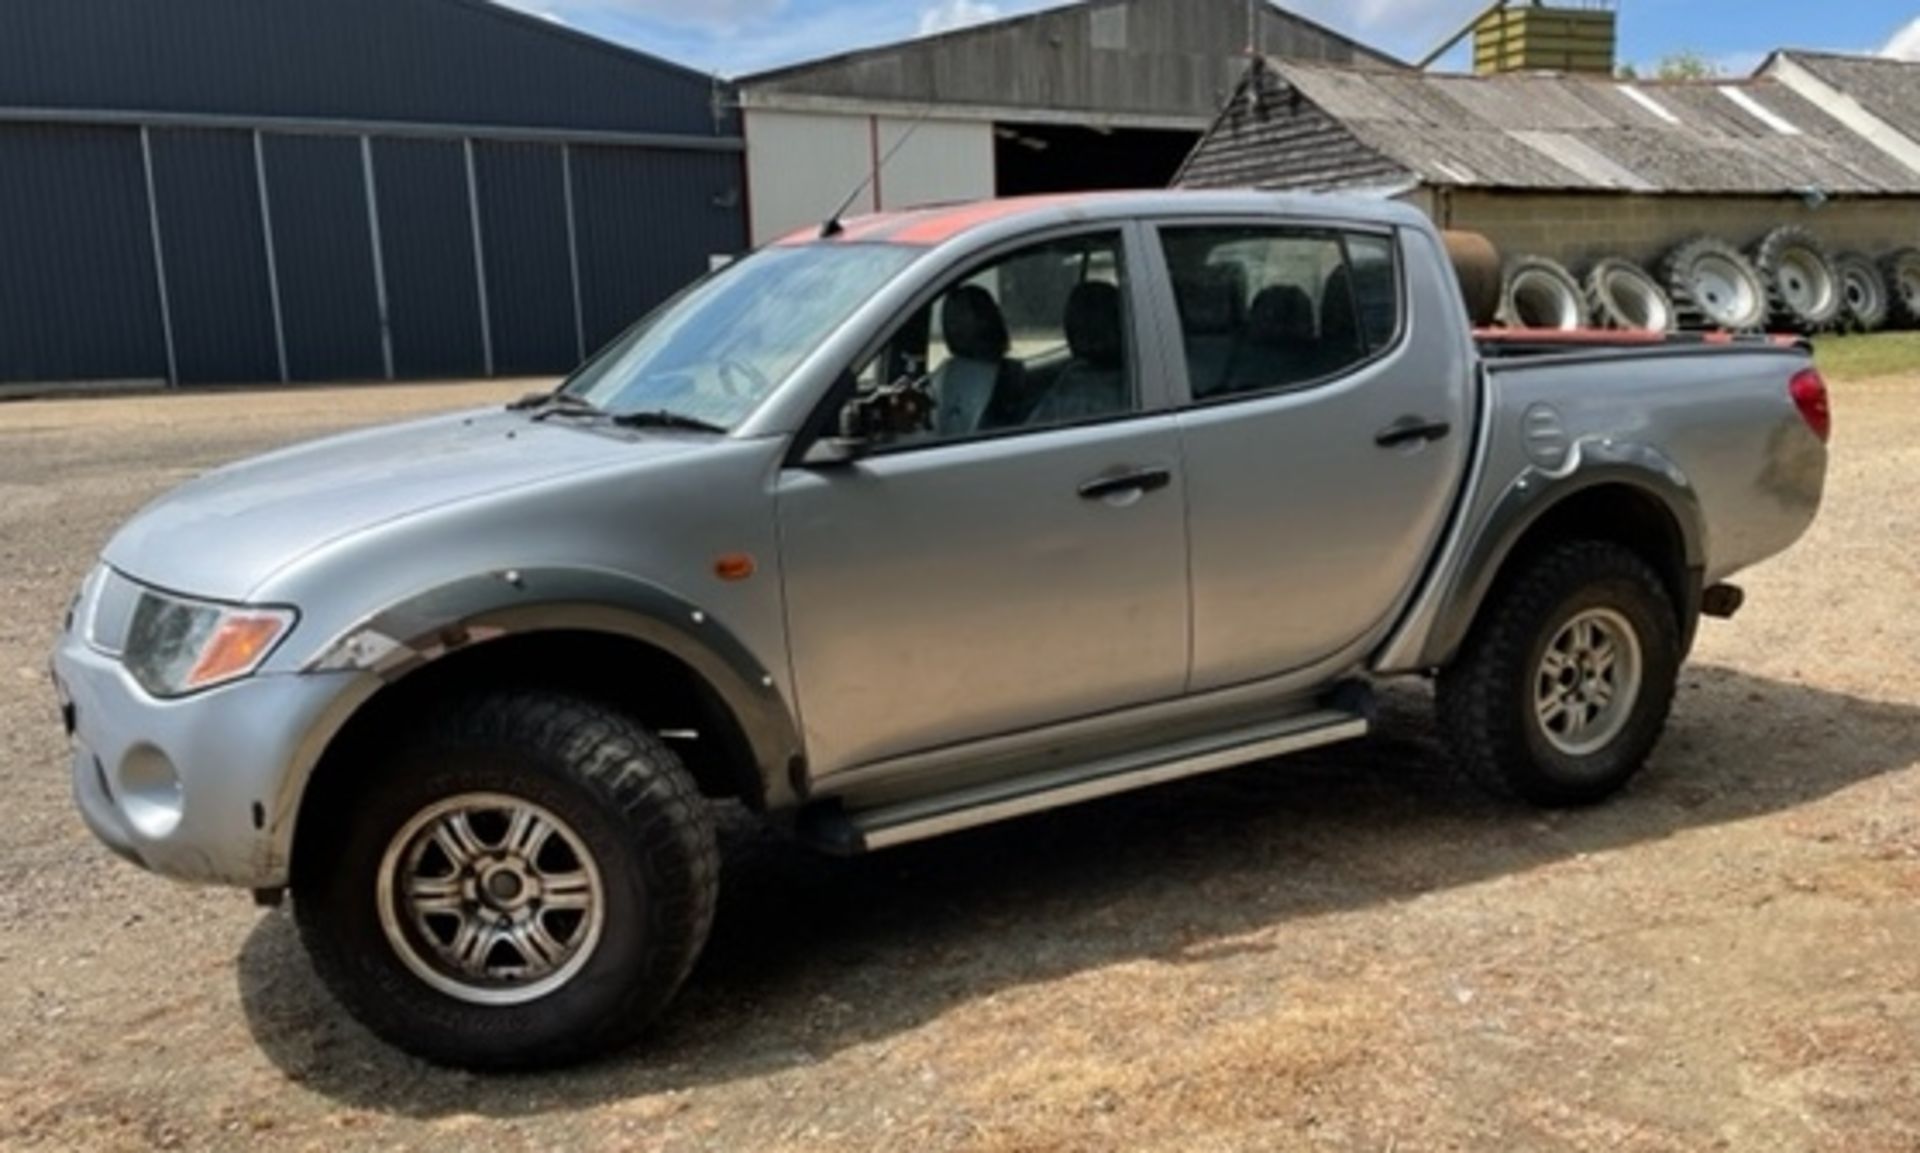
[0,0,746,387]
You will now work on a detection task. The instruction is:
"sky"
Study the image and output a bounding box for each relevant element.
[492,0,1920,79]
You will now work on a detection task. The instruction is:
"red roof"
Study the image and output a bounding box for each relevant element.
[774,194,1110,249]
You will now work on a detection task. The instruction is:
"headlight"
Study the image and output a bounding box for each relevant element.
[123,591,295,698]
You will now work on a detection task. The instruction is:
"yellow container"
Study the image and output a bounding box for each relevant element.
[1474,4,1618,76]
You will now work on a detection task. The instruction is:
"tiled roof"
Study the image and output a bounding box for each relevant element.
[1179,57,1920,196]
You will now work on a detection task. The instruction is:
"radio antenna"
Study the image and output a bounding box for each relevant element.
[820,103,938,238]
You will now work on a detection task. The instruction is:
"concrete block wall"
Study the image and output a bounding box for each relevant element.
[1423,190,1920,272]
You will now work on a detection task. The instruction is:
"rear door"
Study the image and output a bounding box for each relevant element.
[777,226,1190,777]
[1153,222,1471,690]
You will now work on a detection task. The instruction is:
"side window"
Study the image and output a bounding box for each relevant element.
[1346,234,1400,350]
[838,232,1135,448]
[1160,226,1399,402]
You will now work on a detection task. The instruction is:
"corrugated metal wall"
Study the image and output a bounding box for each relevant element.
[0,122,745,386]
[474,141,578,376]
[150,129,280,383]
[0,0,746,387]
[0,124,166,382]
[264,133,387,382]
[371,138,488,380]
[740,0,1398,122]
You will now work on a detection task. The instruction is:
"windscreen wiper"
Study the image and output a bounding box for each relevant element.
[508,391,605,421]
[609,410,728,434]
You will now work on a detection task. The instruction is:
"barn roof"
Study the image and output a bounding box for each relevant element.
[1773,50,1920,148]
[1179,57,1920,196]
[737,0,1400,127]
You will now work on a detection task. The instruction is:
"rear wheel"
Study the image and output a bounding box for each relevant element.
[292,691,719,1070]
[1438,541,1681,807]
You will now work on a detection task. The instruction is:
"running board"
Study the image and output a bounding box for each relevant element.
[802,707,1369,854]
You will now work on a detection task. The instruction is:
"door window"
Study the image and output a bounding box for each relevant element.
[1160,227,1401,402]
[835,232,1136,448]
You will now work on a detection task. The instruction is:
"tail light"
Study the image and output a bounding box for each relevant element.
[1789,368,1831,443]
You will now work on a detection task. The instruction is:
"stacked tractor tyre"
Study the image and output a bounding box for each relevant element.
[1661,237,1771,333]
[1749,226,1843,332]
[1584,258,1676,333]
[1496,255,1588,330]
[1491,229,1920,335]
[1881,249,1920,330]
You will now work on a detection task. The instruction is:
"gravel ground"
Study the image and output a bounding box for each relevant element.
[1,377,1916,1152]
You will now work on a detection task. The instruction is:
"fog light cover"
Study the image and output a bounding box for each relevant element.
[119,745,184,838]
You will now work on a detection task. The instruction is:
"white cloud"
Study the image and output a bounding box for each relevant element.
[918,0,1002,37]
[1884,17,1920,61]
[493,0,786,34]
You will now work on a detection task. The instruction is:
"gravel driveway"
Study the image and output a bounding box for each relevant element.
[2,377,1916,1151]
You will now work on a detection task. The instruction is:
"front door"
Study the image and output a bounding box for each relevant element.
[776,228,1189,777]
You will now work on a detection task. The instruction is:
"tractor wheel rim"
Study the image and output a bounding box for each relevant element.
[1603,269,1670,331]
[1513,270,1581,329]
[1841,267,1879,315]
[1690,255,1759,327]
[1778,246,1836,317]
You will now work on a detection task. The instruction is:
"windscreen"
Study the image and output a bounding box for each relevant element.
[563,243,922,429]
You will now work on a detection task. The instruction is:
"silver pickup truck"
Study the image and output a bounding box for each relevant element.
[51,192,1828,1069]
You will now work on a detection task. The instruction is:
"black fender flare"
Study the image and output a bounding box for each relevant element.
[1417,440,1707,669]
[290,567,806,813]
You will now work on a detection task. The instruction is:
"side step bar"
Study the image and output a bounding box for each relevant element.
[803,706,1369,854]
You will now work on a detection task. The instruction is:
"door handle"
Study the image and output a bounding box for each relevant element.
[1078,466,1173,501]
[1375,416,1452,449]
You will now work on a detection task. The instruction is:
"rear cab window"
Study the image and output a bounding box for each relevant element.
[1158,225,1403,403]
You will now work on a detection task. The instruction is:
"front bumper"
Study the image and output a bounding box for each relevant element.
[51,626,360,889]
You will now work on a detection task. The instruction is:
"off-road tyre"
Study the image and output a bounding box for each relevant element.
[1661,236,1768,332]
[1584,257,1676,332]
[1437,541,1682,808]
[1880,248,1920,330]
[1750,226,1843,333]
[292,690,719,1070]
[1833,251,1890,333]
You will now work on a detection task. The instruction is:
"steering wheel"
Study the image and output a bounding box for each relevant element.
[716,357,769,400]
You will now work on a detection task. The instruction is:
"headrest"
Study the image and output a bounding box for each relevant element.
[941,285,1010,362]
[1065,281,1124,369]
[1247,285,1316,347]
[1322,266,1360,351]
[1175,265,1245,336]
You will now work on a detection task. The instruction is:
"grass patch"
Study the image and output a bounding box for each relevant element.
[1814,331,1920,382]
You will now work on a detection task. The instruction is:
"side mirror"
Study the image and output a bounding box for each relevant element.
[801,436,868,467]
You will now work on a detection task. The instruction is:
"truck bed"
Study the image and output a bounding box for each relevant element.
[1475,328,1809,361]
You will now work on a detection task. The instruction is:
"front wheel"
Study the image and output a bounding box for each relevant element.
[292,691,719,1070]
[1438,541,1682,807]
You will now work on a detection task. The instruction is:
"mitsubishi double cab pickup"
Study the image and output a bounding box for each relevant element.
[51,191,1830,1069]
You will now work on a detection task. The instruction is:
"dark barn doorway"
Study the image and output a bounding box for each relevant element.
[993,123,1201,196]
